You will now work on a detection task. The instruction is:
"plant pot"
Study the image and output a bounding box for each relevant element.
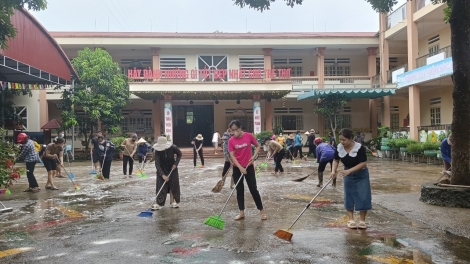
[399,147,407,153]
[377,150,383,158]
[424,150,437,157]
[390,147,399,151]
[381,145,390,151]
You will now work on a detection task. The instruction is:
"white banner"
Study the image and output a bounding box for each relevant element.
[164,102,173,142]
[253,100,261,134]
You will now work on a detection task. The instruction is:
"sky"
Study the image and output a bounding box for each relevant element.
[28,0,399,33]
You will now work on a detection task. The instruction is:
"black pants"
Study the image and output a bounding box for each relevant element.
[318,159,333,172]
[308,145,316,158]
[26,161,39,188]
[123,155,134,175]
[138,156,145,163]
[294,146,303,159]
[285,148,294,160]
[274,150,285,172]
[100,159,112,179]
[232,165,263,211]
[222,161,231,177]
[193,148,204,166]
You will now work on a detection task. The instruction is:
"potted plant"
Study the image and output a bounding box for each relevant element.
[406,142,423,155]
[386,138,399,151]
[110,136,126,160]
[422,141,440,157]
[255,131,273,151]
[395,138,414,153]
[0,129,24,194]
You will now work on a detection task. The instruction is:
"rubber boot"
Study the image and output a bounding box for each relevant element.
[332,177,337,188]
[316,171,323,187]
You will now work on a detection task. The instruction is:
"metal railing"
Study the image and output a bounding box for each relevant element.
[416,45,451,68]
[387,3,407,29]
[416,0,433,11]
[417,124,451,132]
[324,76,371,83]
[386,64,408,83]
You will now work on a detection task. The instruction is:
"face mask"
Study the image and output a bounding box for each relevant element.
[234,131,242,137]
[61,134,64,137]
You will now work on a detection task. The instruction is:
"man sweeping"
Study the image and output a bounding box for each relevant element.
[228,120,267,221]
[440,134,452,183]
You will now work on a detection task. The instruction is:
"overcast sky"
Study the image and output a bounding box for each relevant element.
[28,0,405,33]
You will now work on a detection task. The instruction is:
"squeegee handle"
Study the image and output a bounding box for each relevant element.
[288,177,333,229]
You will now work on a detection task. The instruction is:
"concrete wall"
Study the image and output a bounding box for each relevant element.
[12,91,41,131]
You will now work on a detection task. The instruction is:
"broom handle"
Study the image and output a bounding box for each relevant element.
[152,169,174,205]
[124,145,143,172]
[217,172,244,216]
[288,177,333,229]
[56,158,77,186]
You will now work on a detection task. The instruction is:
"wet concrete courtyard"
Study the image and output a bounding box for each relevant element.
[1,157,470,263]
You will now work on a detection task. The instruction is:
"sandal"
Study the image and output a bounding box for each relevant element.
[50,186,59,190]
[261,213,267,221]
[347,220,357,229]
[45,186,52,190]
[55,175,66,178]
[357,221,367,229]
[234,214,245,221]
[23,189,32,192]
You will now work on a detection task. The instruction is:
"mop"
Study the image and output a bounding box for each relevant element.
[274,177,334,241]
[137,169,174,217]
[89,155,97,174]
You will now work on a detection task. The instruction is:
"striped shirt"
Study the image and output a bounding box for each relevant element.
[17,140,40,162]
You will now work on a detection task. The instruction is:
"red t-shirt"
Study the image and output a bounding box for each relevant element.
[228,132,258,167]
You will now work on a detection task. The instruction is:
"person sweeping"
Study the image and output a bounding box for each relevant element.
[16,133,42,192]
[264,137,285,175]
[151,136,182,210]
[121,134,138,178]
[228,120,267,221]
[314,137,335,187]
[136,138,149,168]
[330,128,371,229]
[440,134,452,182]
[191,134,205,168]
[97,135,115,180]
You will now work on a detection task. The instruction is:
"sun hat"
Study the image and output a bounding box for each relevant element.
[196,134,204,140]
[288,134,294,139]
[136,138,147,144]
[304,131,310,135]
[153,136,172,151]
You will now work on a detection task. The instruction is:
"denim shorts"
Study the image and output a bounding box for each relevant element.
[343,167,372,211]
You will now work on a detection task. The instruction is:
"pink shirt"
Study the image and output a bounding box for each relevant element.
[228,132,258,167]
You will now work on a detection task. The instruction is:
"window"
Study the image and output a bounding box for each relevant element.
[273,58,303,77]
[160,56,186,70]
[198,55,228,81]
[186,111,194,124]
[274,115,303,130]
[120,110,153,133]
[239,56,265,79]
[324,58,351,77]
[324,114,351,130]
[429,45,440,57]
[14,106,27,130]
[391,113,400,129]
[430,108,441,125]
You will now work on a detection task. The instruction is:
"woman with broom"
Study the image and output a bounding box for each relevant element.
[152,136,182,210]
[97,135,115,180]
[330,128,371,229]
[314,137,335,188]
[228,120,267,221]
[264,137,285,175]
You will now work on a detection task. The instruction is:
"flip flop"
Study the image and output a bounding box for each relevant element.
[23,189,32,192]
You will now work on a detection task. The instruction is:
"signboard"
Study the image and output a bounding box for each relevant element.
[127,67,291,80]
[164,102,173,142]
[253,100,261,134]
[396,57,453,88]
[391,67,405,83]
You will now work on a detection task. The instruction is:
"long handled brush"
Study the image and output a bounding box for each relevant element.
[56,158,80,190]
[137,169,174,217]
[89,154,97,174]
[65,152,75,179]
[212,165,232,193]
[274,177,333,241]
[292,171,316,182]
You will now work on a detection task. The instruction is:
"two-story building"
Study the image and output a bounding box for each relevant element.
[375,0,451,140]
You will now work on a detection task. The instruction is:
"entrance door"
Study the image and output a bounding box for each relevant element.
[173,105,214,147]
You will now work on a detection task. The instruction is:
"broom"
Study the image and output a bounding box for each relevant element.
[137,169,174,217]
[205,164,252,230]
[56,158,80,190]
[292,171,316,182]
[212,165,232,193]
[274,177,333,241]
[95,144,107,181]
[89,155,97,174]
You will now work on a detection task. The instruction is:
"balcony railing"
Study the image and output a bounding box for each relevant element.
[416,0,433,11]
[272,76,319,84]
[290,76,373,94]
[386,64,408,83]
[416,45,451,68]
[387,3,407,29]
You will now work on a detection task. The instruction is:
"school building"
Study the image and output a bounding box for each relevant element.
[9,0,452,148]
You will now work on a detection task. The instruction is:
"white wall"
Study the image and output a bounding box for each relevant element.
[12,90,41,131]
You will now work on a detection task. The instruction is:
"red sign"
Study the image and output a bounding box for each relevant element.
[127,67,291,80]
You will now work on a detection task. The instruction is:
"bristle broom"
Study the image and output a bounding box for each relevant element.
[274,228,293,241]
[204,215,225,230]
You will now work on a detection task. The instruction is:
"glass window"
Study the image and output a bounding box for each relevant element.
[198,55,228,81]
[430,107,441,125]
[391,114,399,129]
[186,112,194,124]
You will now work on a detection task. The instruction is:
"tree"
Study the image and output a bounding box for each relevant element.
[0,0,47,49]
[313,94,351,139]
[58,47,129,154]
[237,0,470,186]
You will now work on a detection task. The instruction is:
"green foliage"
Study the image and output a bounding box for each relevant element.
[0,0,47,49]
[386,138,398,149]
[406,142,423,154]
[109,137,126,152]
[313,94,351,138]
[273,125,283,135]
[233,0,302,11]
[394,138,415,148]
[0,128,23,190]
[58,47,130,154]
[421,141,440,151]
[255,131,273,141]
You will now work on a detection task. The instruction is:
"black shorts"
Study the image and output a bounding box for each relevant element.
[43,158,57,172]
[92,152,100,163]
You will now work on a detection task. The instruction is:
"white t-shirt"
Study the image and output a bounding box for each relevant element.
[212,133,219,143]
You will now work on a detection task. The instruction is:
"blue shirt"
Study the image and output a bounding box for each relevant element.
[440,138,451,163]
[316,143,335,163]
[137,144,148,157]
[17,139,40,162]
[295,134,302,147]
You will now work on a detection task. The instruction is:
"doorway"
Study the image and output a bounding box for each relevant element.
[173,105,214,146]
